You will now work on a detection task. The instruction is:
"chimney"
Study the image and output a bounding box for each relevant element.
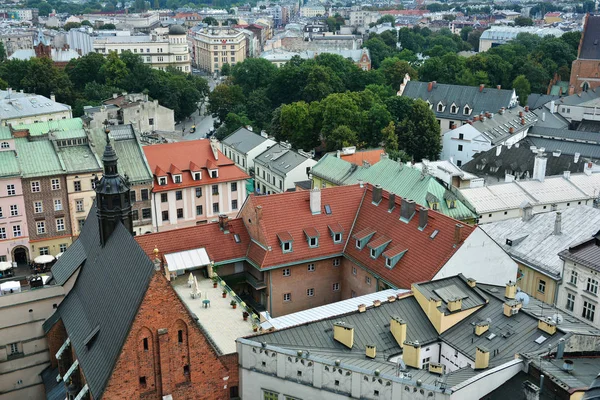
[447,297,462,312]
[525,106,529,112]
[550,100,555,114]
[519,111,524,118]
[400,199,416,222]
[113,93,118,99]
[563,171,571,180]
[454,224,463,245]
[554,212,562,235]
[333,322,354,349]
[505,280,517,299]
[503,299,522,317]
[418,207,428,230]
[538,318,557,335]
[372,184,382,205]
[475,346,489,369]
[467,278,476,288]
[50,93,55,102]
[358,179,364,188]
[310,188,321,214]
[357,304,366,313]
[479,84,485,92]
[475,321,489,336]
[496,146,502,156]
[390,316,406,348]
[521,118,526,125]
[522,204,533,221]
[403,341,421,369]
[585,162,593,176]
[542,112,546,122]
[388,193,396,212]
[497,85,501,90]
[574,152,581,163]
[428,81,434,92]
[255,206,263,224]
[218,214,229,231]
[557,338,566,359]
[532,151,547,182]
[366,344,376,359]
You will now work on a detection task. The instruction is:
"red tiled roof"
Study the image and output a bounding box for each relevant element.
[143,140,249,192]
[276,232,293,243]
[345,185,475,288]
[328,223,343,234]
[353,227,376,241]
[383,245,407,258]
[243,185,366,268]
[169,164,181,175]
[135,218,250,264]
[303,227,319,238]
[189,161,201,171]
[367,235,392,249]
[206,158,218,170]
[340,149,386,166]
[155,165,166,176]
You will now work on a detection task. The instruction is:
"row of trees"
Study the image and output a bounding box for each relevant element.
[0,52,209,120]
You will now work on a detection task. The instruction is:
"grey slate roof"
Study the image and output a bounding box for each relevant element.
[462,141,590,182]
[527,94,560,110]
[580,15,600,60]
[413,275,488,315]
[47,204,156,399]
[222,127,270,155]
[254,143,311,176]
[472,106,537,145]
[555,88,600,106]
[531,107,569,130]
[51,239,86,285]
[401,81,516,121]
[481,206,600,277]
[41,367,67,400]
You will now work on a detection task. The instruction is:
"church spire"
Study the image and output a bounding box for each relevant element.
[95,124,133,246]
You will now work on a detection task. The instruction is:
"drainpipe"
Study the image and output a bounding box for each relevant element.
[268,270,272,315]
[539,374,544,394]
[152,191,159,233]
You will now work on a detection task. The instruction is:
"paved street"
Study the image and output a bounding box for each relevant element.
[174,75,218,141]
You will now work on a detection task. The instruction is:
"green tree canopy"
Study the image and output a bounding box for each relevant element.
[396,99,441,161]
[513,75,531,106]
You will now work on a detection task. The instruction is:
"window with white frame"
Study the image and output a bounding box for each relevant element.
[39,247,49,255]
[76,199,84,212]
[333,282,340,291]
[570,270,578,285]
[422,357,431,370]
[283,268,290,276]
[34,201,43,213]
[9,343,19,355]
[54,199,62,211]
[538,279,546,293]
[0,227,5,239]
[159,177,167,185]
[36,221,46,234]
[307,263,315,272]
[308,236,318,247]
[6,184,15,196]
[366,276,371,285]
[333,232,342,243]
[51,179,60,190]
[10,205,18,216]
[283,293,291,302]
[12,225,21,237]
[59,243,67,253]
[566,292,575,311]
[583,301,596,321]
[307,288,314,297]
[587,278,598,294]
[333,258,340,267]
[263,389,279,400]
[56,218,65,231]
[31,181,40,192]
[173,175,182,183]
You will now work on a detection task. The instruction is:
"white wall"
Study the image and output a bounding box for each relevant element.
[557,259,600,330]
[450,359,523,400]
[284,158,317,191]
[247,139,276,171]
[441,124,488,167]
[435,227,518,286]
[439,342,473,373]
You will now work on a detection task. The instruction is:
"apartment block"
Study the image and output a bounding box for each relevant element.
[191,27,247,75]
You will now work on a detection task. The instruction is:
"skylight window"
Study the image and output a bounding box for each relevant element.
[430,230,439,239]
[234,234,240,243]
[325,204,332,214]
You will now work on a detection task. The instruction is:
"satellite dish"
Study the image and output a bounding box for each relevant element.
[552,314,564,325]
[515,291,530,307]
[486,317,493,324]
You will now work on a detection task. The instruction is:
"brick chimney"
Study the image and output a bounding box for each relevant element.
[479,84,485,92]
[418,207,428,230]
[454,224,463,245]
[388,193,396,212]
[372,184,382,205]
[255,206,263,224]
[310,188,321,214]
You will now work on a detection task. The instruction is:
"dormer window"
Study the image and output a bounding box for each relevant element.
[353,228,376,250]
[450,104,458,114]
[464,105,471,115]
[333,233,342,243]
[328,223,344,244]
[367,235,391,259]
[173,174,182,184]
[304,227,319,248]
[210,170,218,178]
[158,177,167,185]
[277,232,293,253]
[426,100,432,109]
[193,172,201,180]
[437,102,444,112]
[383,247,408,269]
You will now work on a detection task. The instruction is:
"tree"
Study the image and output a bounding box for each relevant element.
[361,102,392,148]
[363,37,393,69]
[376,14,396,25]
[231,58,278,95]
[514,16,534,26]
[280,101,318,150]
[380,58,417,88]
[99,52,128,87]
[302,65,344,103]
[384,96,413,123]
[208,84,245,122]
[63,22,81,31]
[66,52,106,88]
[460,26,473,41]
[203,17,218,26]
[328,125,358,151]
[512,75,531,106]
[98,23,117,30]
[245,88,272,131]
[20,58,73,102]
[467,30,482,51]
[0,42,5,62]
[396,99,441,161]
[81,20,92,26]
[220,63,231,76]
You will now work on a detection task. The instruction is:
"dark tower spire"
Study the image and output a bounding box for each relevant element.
[95,124,133,246]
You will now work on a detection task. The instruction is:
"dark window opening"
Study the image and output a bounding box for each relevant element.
[183,365,190,375]
[143,338,148,350]
[178,330,183,343]
[139,376,146,387]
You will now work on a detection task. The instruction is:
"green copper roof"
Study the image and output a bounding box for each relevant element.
[51,128,87,140]
[312,154,476,221]
[15,138,64,178]
[16,118,84,136]
[57,145,102,173]
[0,127,11,140]
[0,150,20,177]
[88,126,152,184]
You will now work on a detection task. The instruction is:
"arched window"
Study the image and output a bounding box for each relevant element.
[450,104,457,114]
[0,142,9,149]
[437,103,444,112]
[463,105,471,115]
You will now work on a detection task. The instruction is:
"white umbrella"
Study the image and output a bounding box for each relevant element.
[34,255,55,264]
[0,262,12,271]
[55,252,64,259]
[188,273,194,287]
[193,276,201,298]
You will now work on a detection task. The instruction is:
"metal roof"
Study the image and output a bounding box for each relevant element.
[13,118,83,136]
[14,138,64,178]
[261,289,409,330]
[222,127,272,154]
[254,143,312,176]
[164,248,210,272]
[528,137,600,160]
[481,206,600,277]
[579,15,600,60]
[0,150,19,177]
[0,92,71,122]
[57,145,102,174]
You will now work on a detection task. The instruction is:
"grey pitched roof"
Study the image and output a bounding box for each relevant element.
[555,88,600,106]
[42,367,67,400]
[462,141,589,182]
[222,127,270,154]
[481,206,600,277]
[531,107,569,130]
[254,143,311,176]
[47,205,156,399]
[401,81,516,121]
[559,237,600,272]
[580,15,600,60]
[529,126,600,144]
[472,107,537,145]
[413,275,488,315]
[527,94,560,110]
[51,239,86,285]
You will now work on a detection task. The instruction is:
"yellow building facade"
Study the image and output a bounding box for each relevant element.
[516,262,557,304]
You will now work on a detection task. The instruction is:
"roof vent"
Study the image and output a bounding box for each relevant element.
[333,322,354,349]
[538,318,557,335]
[366,344,376,359]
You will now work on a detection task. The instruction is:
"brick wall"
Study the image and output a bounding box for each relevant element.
[568,59,600,95]
[341,257,377,300]
[46,319,67,369]
[269,258,343,317]
[238,199,268,245]
[102,271,237,400]
[23,176,72,244]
